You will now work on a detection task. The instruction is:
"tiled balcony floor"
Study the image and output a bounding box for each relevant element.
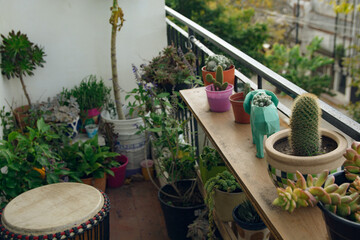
[107,180,169,240]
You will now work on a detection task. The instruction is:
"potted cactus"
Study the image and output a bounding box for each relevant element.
[201,54,235,86]
[264,93,347,188]
[229,82,251,124]
[272,170,360,240]
[205,65,234,112]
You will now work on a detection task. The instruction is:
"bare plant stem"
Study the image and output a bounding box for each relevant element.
[19,74,31,107]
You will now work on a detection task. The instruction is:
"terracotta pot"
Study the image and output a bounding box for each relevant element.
[214,188,247,222]
[265,128,347,188]
[202,65,235,86]
[229,92,250,124]
[81,174,107,192]
[13,105,30,129]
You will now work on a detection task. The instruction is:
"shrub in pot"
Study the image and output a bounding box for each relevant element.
[205,65,234,112]
[272,169,360,240]
[60,135,119,192]
[0,119,70,208]
[0,30,46,128]
[202,54,235,86]
[233,200,270,240]
[204,170,247,239]
[199,146,227,184]
[264,93,347,187]
[229,82,251,124]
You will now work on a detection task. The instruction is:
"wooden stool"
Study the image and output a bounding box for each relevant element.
[0,182,110,240]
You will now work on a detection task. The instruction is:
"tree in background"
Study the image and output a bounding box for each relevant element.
[265,37,334,96]
[166,0,269,76]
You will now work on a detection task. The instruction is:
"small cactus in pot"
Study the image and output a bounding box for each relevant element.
[289,93,322,156]
[206,65,228,91]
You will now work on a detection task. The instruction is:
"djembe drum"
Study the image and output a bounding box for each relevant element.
[0,183,110,240]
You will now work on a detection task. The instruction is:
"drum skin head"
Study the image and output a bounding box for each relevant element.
[1,182,104,236]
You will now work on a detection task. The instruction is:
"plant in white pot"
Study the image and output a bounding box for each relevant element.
[265,93,347,188]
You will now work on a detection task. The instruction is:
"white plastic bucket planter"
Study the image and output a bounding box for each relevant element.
[101,109,147,176]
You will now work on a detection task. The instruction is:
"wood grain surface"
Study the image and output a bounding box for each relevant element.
[180,87,329,240]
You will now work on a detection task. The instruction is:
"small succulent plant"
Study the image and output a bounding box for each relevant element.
[252,92,272,107]
[205,54,233,72]
[206,65,228,91]
[343,141,360,181]
[273,170,360,222]
[34,94,80,123]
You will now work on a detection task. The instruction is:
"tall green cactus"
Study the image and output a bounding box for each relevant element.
[206,65,228,91]
[289,93,322,156]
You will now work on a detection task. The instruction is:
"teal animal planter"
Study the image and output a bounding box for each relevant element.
[244,90,280,158]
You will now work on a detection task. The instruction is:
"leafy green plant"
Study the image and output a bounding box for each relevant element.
[273,170,360,223]
[62,75,111,113]
[60,135,119,181]
[0,119,69,207]
[206,65,228,91]
[235,200,262,224]
[205,54,233,72]
[204,170,242,238]
[0,106,16,140]
[200,146,224,171]
[289,93,322,156]
[265,37,334,96]
[0,30,46,107]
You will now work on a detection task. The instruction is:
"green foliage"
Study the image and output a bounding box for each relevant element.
[167,1,269,77]
[206,65,228,91]
[343,141,360,181]
[266,37,334,96]
[0,119,70,207]
[289,93,321,156]
[59,135,119,180]
[200,146,224,171]
[61,75,111,112]
[0,107,16,140]
[0,30,45,80]
[235,200,262,224]
[205,54,233,72]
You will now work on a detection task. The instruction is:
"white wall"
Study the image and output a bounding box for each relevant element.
[0,0,167,109]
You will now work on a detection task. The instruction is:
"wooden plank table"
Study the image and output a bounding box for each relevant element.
[180,87,329,240]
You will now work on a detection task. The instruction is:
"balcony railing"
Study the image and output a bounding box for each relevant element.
[165,6,360,142]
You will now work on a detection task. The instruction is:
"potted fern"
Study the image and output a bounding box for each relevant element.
[0,30,46,128]
[202,54,235,86]
[205,65,234,112]
[264,93,347,188]
[232,200,270,240]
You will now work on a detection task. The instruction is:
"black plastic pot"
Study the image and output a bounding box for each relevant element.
[318,171,360,240]
[232,204,270,240]
[158,180,205,240]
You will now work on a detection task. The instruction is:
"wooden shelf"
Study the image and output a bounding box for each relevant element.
[180,87,328,240]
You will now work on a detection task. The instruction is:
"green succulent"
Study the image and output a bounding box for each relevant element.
[273,170,360,222]
[205,54,233,72]
[252,92,272,107]
[343,141,360,181]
